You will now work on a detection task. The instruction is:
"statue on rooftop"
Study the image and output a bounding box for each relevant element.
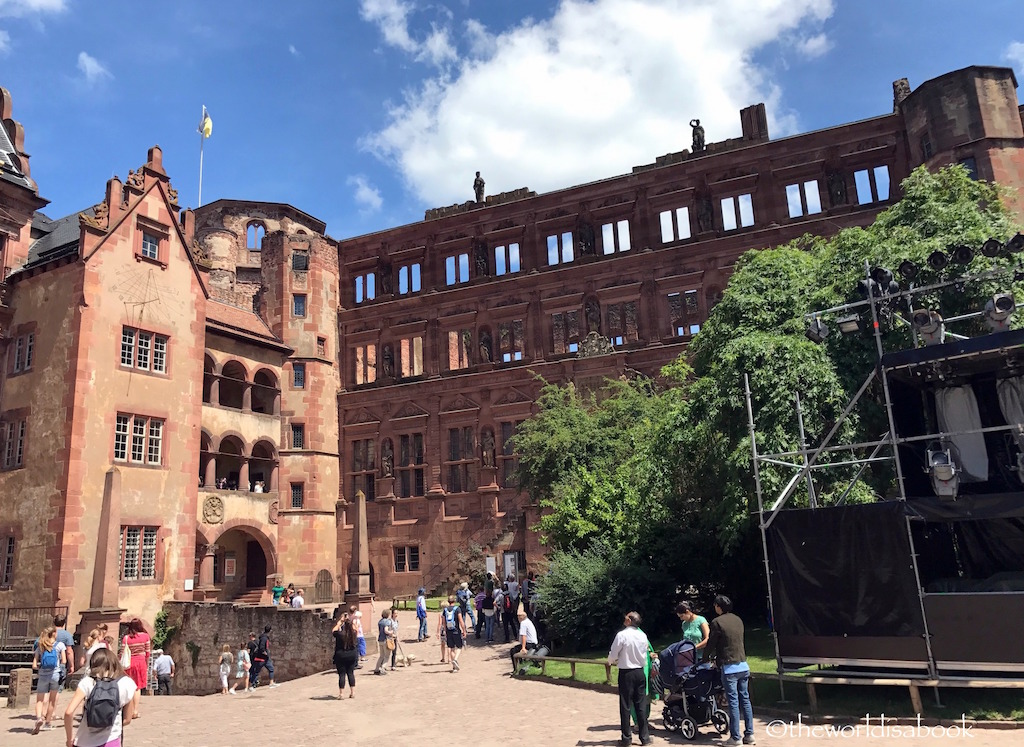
[690,119,705,153]
[474,171,485,203]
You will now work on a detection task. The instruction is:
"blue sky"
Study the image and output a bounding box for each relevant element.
[1,0,1023,240]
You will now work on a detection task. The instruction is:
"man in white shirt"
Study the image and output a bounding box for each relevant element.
[510,609,538,673]
[291,589,305,608]
[152,649,175,695]
[607,611,652,746]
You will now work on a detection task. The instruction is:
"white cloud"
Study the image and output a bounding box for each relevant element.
[359,0,456,67]
[288,43,299,57]
[362,0,835,208]
[1005,41,1024,74]
[796,32,832,58]
[348,175,384,214]
[0,0,65,17]
[0,29,9,54]
[77,51,112,84]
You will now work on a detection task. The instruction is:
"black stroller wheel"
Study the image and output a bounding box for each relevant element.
[711,710,730,735]
[662,706,682,732]
[679,717,697,740]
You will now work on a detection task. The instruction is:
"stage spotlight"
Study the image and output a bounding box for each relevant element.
[927,251,949,270]
[926,443,959,501]
[981,238,1003,258]
[950,245,974,265]
[898,260,919,280]
[805,317,829,343]
[912,308,945,346]
[870,267,893,285]
[857,279,877,299]
[984,293,1015,332]
[835,314,861,335]
[1008,233,1024,254]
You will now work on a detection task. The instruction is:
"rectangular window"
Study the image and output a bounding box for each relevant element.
[445,254,470,285]
[141,233,160,260]
[398,433,425,498]
[136,332,151,371]
[499,421,522,488]
[13,336,23,372]
[399,336,424,378]
[721,193,755,231]
[293,362,306,388]
[959,156,978,180]
[293,294,307,317]
[446,426,476,493]
[494,243,521,276]
[291,483,305,509]
[1,536,13,588]
[601,220,632,255]
[393,546,421,573]
[317,337,327,357]
[350,439,376,502]
[659,207,691,243]
[292,252,309,271]
[785,181,822,219]
[854,165,892,205]
[606,301,639,347]
[668,290,701,338]
[115,414,164,466]
[2,420,26,469]
[152,335,166,373]
[354,344,377,385]
[291,424,305,449]
[552,310,581,354]
[119,525,158,581]
[398,263,421,295]
[921,136,933,160]
[394,546,406,573]
[355,273,376,304]
[446,329,473,371]
[20,333,33,371]
[120,326,167,373]
[547,232,574,266]
[498,319,525,363]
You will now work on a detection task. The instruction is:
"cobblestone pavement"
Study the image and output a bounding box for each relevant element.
[3,610,1020,746]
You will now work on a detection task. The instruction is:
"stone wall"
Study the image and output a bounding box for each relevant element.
[161,601,338,695]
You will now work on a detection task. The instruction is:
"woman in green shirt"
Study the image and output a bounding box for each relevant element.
[676,602,710,661]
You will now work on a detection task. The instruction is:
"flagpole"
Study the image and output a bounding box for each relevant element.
[198,118,205,207]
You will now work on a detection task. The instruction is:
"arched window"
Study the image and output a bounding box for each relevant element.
[219,360,248,410]
[246,222,266,250]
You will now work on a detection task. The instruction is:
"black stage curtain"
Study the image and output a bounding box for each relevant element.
[767,502,925,637]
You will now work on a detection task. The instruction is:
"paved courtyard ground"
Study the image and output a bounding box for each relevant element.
[3,610,1019,746]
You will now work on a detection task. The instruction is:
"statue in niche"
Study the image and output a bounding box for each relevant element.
[690,119,706,153]
[379,263,393,295]
[892,78,911,111]
[481,428,495,468]
[827,171,847,207]
[474,171,485,203]
[585,299,601,334]
[696,197,714,233]
[382,343,395,378]
[474,241,489,277]
[381,438,394,477]
[577,221,596,256]
[479,329,493,363]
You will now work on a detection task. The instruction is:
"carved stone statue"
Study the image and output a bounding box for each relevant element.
[892,78,911,111]
[827,171,847,207]
[474,171,485,203]
[381,438,394,477]
[696,197,714,233]
[481,428,495,468]
[479,329,493,363]
[379,263,393,295]
[577,221,596,256]
[382,343,395,378]
[690,119,705,153]
[474,241,489,277]
[585,299,601,334]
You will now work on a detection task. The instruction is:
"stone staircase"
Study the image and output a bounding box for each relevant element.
[426,509,524,596]
[232,589,266,607]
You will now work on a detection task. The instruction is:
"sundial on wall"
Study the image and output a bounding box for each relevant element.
[110,264,185,328]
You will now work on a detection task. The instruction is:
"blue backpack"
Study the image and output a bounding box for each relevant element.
[40,645,59,669]
[443,606,459,631]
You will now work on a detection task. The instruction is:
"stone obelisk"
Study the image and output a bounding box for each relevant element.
[345,490,374,615]
[77,468,127,640]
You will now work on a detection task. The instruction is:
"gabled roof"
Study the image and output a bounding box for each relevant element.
[206,299,291,353]
[0,121,32,191]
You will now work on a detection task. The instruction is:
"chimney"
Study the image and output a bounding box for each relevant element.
[182,207,196,246]
[146,144,166,175]
[105,177,125,225]
[740,103,769,142]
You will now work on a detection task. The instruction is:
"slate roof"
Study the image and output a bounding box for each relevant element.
[0,122,33,190]
[23,208,92,269]
[206,299,288,349]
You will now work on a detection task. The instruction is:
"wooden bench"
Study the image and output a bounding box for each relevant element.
[391,594,416,610]
[514,651,614,684]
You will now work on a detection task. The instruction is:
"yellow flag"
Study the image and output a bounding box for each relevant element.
[199,106,213,138]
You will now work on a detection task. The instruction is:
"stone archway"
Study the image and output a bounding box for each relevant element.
[195,522,279,600]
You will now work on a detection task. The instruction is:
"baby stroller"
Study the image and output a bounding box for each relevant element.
[652,639,730,740]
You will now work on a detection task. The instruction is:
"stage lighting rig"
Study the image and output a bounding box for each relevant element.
[1008,233,1024,254]
[984,293,1015,332]
[926,443,959,501]
[912,309,945,346]
[835,314,861,335]
[981,238,1003,258]
[805,317,829,343]
[950,244,974,265]
[927,251,949,271]
[898,260,919,280]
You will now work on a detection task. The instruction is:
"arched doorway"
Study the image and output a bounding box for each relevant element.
[199,526,277,600]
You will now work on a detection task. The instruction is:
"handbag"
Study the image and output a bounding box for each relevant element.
[120,638,132,669]
[386,638,396,651]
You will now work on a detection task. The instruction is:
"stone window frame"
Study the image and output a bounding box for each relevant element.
[8,329,35,376]
[0,534,14,589]
[134,216,170,268]
[291,361,306,389]
[545,230,575,267]
[493,242,521,277]
[316,336,327,358]
[290,423,305,449]
[658,206,693,244]
[666,289,702,339]
[720,193,756,231]
[355,272,376,304]
[290,482,305,509]
[1,414,27,470]
[851,163,892,206]
[784,179,824,220]
[113,413,166,467]
[118,525,159,582]
[393,545,420,573]
[293,293,307,318]
[600,218,632,255]
[351,341,378,387]
[396,431,426,498]
[246,221,266,250]
[444,424,477,494]
[397,262,422,295]
[444,252,470,286]
[119,325,171,376]
[349,437,376,502]
[444,327,474,372]
[398,335,424,379]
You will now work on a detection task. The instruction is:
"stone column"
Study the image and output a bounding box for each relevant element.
[242,384,252,412]
[198,544,218,589]
[77,468,127,640]
[345,490,375,615]
[239,460,250,492]
[204,456,217,488]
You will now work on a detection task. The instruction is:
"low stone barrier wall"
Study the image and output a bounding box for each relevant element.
[161,602,340,695]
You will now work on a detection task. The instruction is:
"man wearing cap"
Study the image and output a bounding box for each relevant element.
[456,581,476,632]
[152,648,175,695]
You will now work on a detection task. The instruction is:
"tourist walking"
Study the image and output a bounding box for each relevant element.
[217,644,233,694]
[80,626,109,676]
[63,648,136,747]
[506,574,520,615]
[153,648,176,695]
[32,624,68,733]
[53,613,75,691]
[373,608,395,675]
[249,625,279,689]
[510,609,538,674]
[707,595,755,746]
[389,607,401,670]
[501,584,519,642]
[332,614,359,699]
[437,600,451,664]
[608,611,653,746]
[416,587,428,641]
[122,618,151,718]
[482,585,496,642]
[442,594,467,672]
[456,581,476,632]
[676,601,710,660]
[291,588,305,608]
[228,640,248,694]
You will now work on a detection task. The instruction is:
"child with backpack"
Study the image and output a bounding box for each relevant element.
[63,647,136,747]
[32,625,68,733]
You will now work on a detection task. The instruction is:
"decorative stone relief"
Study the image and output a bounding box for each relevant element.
[202,495,225,524]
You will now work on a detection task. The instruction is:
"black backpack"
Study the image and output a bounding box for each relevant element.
[84,678,120,729]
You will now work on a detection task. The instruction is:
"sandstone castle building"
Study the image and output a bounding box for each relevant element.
[1,66,1023,631]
